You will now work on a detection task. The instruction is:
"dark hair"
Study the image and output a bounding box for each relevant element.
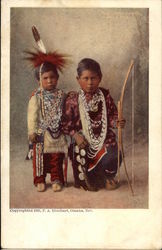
[35,62,59,81]
[77,58,102,78]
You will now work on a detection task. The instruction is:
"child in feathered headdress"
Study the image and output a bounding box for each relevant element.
[25,27,69,192]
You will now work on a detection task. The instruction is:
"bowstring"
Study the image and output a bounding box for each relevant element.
[132,64,135,189]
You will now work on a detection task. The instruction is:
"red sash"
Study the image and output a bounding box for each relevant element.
[88,147,107,172]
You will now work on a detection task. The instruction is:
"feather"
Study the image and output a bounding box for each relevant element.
[23,50,69,72]
[23,26,71,72]
[32,26,47,54]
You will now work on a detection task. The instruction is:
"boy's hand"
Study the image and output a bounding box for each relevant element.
[29,133,38,143]
[117,119,126,129]
[73,132,88,149]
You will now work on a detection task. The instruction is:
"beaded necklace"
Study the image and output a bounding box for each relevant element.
[79,89,107,158]
[37,88,64,138]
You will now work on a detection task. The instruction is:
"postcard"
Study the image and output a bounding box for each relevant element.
[1,0,162,249]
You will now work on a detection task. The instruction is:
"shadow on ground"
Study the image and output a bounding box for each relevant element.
[10,142,148,209]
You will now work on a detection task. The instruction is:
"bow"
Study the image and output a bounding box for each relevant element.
[117,60,135,195]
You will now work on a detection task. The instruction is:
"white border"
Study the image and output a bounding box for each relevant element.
[1,0,162,248]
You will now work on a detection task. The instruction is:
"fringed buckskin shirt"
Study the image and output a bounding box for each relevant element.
[28,88,68,154]
[62,87,118,147]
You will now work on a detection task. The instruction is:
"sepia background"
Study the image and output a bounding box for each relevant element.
[10,8,148,208]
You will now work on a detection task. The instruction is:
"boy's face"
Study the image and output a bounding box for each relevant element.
[77,70,101,94]
[40,71,58,91]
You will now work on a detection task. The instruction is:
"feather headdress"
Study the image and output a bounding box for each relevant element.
[24,26,69,72]
[24,50,68,72]
[24,26,70,118]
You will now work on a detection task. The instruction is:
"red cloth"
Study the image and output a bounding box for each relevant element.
[88,147,107,172]
[33,152,65,186]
